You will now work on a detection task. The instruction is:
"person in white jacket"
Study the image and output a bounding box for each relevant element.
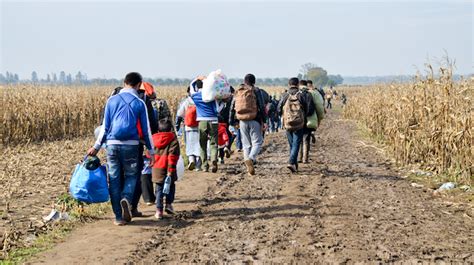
[175,86,202,171]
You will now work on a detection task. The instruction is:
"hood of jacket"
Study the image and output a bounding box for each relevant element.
[152,132,175,149]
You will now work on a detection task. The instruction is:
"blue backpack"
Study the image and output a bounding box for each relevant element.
[109,94,138,140]
[69,159,109,203]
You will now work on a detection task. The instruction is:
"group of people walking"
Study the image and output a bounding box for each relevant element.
[87,72,326,225]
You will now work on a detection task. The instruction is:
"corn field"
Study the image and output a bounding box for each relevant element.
[343,66,473,184]
[1,85,185,146]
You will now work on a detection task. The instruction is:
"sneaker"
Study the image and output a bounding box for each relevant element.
[187,161,195,171]
[237,149,242,153]
[195,167,202,172]
[303,160,309,164]
[120,199,132,222]
[113,219,126,226]
[224,147,231,158]
[204,164,209,172]
[211,161,218,173]
[131,209,143,218]
[154,209,164,220]
[287,164,297,173]
[165,204,175,215]
[146,202,154,206]
[245,160,255,175]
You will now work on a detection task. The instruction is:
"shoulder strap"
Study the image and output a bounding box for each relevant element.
[118,93,137,107]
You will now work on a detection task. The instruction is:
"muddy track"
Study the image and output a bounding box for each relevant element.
[33,110,473,264]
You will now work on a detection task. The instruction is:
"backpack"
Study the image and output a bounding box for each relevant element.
[283,92,305,131]
[184,105,199,127]
[110,94,139,140]
[235,84,258,121]
[152,98,171,122]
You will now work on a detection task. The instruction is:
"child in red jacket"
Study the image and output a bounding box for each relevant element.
[218,123,230,164]
[152,119,180,219]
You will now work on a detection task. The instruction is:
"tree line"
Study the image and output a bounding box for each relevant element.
[1,64,345,87]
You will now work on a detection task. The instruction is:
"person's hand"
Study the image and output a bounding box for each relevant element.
[87,147,98,156]
[149,155,156,167]
[262,123,268,132]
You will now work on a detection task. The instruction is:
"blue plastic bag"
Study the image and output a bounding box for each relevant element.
[69,162,109,203]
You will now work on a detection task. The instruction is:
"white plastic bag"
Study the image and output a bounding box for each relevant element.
[177,156,185,181]
[202,69,231,102]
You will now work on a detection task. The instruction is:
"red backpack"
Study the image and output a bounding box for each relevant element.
[184,105,199,127]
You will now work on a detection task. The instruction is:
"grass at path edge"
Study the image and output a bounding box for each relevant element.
[1,195,109,264]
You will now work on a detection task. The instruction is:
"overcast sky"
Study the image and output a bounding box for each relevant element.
[1,0,472,79]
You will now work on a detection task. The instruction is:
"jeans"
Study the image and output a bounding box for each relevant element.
[240,120,263,162]
[106,144,140,221]
[199,121,218,167]
[269,116,278,133]
[155,182,176,210]
[286,129,304,165]
[141,174,155,203]
[235,129,243,150]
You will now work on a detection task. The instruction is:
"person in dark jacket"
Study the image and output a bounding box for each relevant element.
[229,74,268,175]
[278,77,315,173]
[217,90,233,163]
[88,72,155,226]
[315,83,326,107]
[267,95,279,133]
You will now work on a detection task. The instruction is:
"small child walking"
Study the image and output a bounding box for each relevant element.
[152,119,180,219]
[141,154,156,206]
[218,122,230,164]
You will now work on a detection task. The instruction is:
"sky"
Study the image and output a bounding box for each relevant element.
[1,0,472,79]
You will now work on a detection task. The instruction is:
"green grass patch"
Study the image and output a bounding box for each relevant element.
[2,222,75,265]
[1,194,109,264]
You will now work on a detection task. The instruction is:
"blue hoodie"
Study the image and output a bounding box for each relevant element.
[94,88,154,154]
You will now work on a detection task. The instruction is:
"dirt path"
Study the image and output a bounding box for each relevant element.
[32,109,473,264]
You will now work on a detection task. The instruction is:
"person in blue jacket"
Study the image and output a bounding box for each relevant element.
[189,78,219,173]
[88,72,155,226]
